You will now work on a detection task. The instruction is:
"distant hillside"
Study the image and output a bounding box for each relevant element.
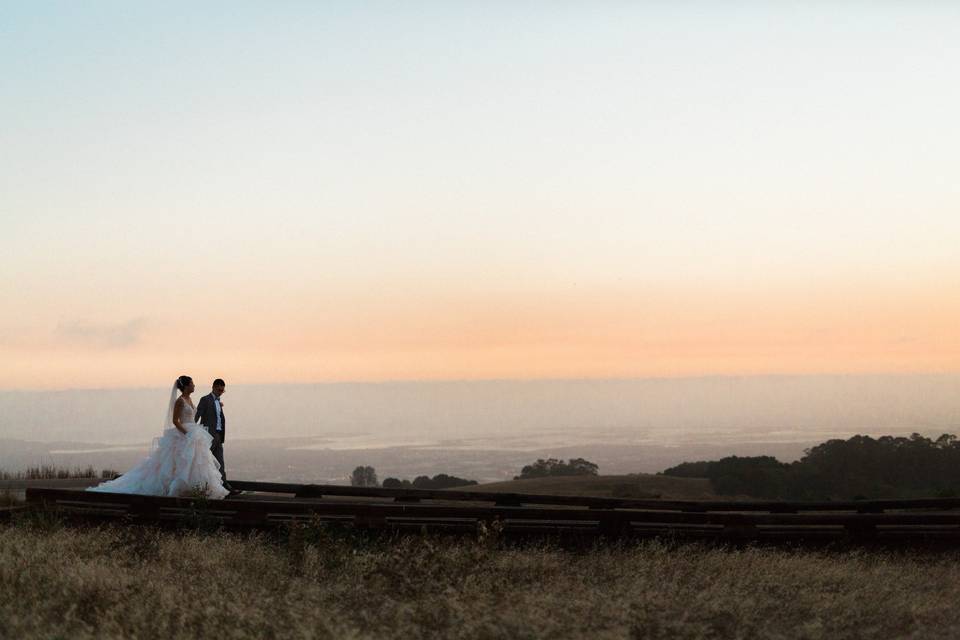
[663,433,960,501]
[457,474,717,501]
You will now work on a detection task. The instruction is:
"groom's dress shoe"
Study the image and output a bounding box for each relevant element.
[227,489,243,497]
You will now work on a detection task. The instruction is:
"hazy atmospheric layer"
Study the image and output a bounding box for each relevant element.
[1,375,957,447]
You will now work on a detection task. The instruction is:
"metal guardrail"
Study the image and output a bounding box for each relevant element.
[228,480,960,513]
[23,486,960,540]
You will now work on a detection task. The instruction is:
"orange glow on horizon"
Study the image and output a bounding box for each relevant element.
[2,278,958,390]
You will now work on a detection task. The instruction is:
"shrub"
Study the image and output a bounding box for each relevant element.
[350,465,379,487]
[515,457,599,480]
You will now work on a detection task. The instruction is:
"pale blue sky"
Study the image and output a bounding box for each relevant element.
[1,2,959,388]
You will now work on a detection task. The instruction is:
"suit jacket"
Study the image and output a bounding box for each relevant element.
[195,393,226,442]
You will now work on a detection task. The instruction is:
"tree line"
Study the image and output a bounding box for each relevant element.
[349,466,478,489]
[349,457,600,489]
[662,433,960,500]
[514,457,599,480]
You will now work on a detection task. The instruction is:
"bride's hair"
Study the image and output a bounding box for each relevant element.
[175,375,193,391]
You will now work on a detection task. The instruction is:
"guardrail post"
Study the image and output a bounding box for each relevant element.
[128,500,159,520]
[354,514,387,530]
[599,513,629,538]
[0,506,27,521]
[845,523,877,540]
[721,514,758,539]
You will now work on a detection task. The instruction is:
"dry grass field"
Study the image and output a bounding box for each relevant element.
[4,510,960,640]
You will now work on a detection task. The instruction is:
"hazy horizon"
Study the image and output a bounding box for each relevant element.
[2,373,957,447]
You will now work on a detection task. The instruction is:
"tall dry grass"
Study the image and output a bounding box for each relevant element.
[2,514,960,639]
[0,465,118,480]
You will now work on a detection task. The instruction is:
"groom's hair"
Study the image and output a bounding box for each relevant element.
[213,378,225,387]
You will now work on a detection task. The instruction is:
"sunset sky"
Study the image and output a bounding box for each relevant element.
[1,2,959,390]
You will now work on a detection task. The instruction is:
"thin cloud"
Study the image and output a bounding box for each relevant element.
[55,318,148,349]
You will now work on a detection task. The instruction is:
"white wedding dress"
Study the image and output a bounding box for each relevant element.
[88,391,229,499]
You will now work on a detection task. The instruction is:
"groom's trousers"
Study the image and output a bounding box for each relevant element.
[210,432,228,487]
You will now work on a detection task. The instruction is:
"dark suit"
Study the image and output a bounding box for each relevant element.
[195,393,229,488]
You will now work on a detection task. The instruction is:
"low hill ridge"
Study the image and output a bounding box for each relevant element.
[457,474,716,501]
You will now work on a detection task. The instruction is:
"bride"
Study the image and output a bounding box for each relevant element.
[88,375,229,499]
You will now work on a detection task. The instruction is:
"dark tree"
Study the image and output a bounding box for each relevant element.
[411,475,432,488]
[515,457,599,480]
[349,465,379,487]
[411,473,478,489]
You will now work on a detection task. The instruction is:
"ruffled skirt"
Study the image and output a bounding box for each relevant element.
[88,423,229,499]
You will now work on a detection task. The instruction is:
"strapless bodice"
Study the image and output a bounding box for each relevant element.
[179,400,197,424]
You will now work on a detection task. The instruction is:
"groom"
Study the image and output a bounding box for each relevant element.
[195,378,239,496]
